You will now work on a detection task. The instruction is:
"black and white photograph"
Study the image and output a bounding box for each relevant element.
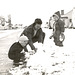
[0,0,75,75]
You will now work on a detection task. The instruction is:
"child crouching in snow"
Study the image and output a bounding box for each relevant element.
[8,35,29,66]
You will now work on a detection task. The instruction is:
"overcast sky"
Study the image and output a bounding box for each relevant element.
[0,0,75,25]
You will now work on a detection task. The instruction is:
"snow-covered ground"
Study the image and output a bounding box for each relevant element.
[8,28,75,75]
[0,29,23,39]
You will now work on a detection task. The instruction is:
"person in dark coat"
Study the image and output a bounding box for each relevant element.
[50,11,65,46]
[8,36,29,65]
[20,18,45,51]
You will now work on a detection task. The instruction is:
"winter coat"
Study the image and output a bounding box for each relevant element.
[21,24,44,50]
[53,19,65,37]
[8,42,28,59]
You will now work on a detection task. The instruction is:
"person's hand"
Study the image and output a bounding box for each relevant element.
[28,50,35,55]
[49,35,53,39]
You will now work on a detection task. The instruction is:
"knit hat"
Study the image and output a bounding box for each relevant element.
[19,35,29,42]
[34,18,42,24]
[53,11,61,19]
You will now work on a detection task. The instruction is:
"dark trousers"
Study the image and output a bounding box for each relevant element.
[54,36,62,45]
[32,32,45,43]
[53,31,62,45]
[8,53,24,63]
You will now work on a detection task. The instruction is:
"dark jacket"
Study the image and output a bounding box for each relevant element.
[21,24,44,50]
[8,42,28,58]
[55,19,65,32]
[53,19,65,37]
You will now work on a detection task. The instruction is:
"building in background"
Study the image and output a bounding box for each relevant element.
[61,8,75,28]
[49,8,75,29]
[72,7,75,28]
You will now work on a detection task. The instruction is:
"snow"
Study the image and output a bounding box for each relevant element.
[0,29,22,39]
[8,28,75,75]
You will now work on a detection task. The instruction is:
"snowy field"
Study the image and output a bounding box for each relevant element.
[9,28,75,75]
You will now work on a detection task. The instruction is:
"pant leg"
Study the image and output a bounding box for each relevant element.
[14,53,25,62]
[32,32,45,44]
[8,53,15,60]
[32,37,38,43]
[32,32,45,43]
[53,31,61,45]
[9,53,24,63]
